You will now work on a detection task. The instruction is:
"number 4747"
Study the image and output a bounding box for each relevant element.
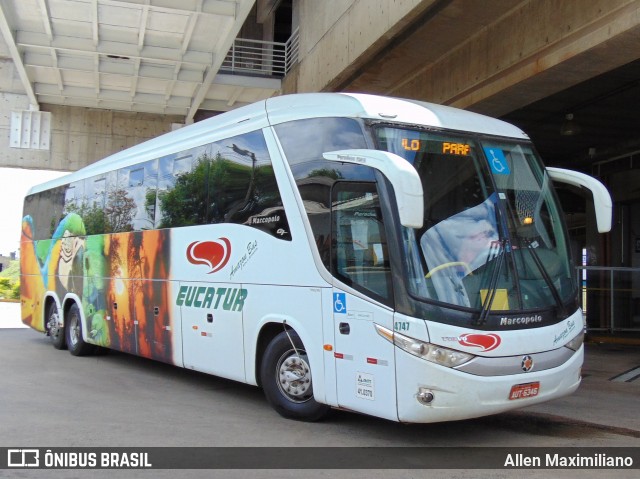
[394,321,409,332]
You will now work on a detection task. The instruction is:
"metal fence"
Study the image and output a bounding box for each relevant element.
[284,27,300,74]
[577,266,640,333]
[221,27,300,77]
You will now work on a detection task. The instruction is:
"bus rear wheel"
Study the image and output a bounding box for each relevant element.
[65,303,94,357]
[46,302,66,350]
[260,331,329,421]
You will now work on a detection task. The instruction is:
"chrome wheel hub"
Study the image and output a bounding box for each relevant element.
[47,312,60,338]
[277,353,312,402]
[69,317,80,346]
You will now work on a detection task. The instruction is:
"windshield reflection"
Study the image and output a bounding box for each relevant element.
[420,194,500,306]
[375,126,575,314]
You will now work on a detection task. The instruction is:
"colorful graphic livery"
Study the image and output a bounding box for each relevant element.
[21,93,612,423]
[21,215,172,361]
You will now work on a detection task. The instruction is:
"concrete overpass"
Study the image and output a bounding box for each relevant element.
[1,0,639,173]
[286,0,640,168]
[293,0,640,115]
[0,0,285,170]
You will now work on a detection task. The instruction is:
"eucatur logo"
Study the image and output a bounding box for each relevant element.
[458,333,502,352]
[186,238,231,274]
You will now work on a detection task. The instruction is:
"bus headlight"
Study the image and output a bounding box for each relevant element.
[564,331,584,351]
[374,324,473,368]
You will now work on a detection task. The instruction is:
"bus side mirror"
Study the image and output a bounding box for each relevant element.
[547,167,612,233]
[322,149,424,228]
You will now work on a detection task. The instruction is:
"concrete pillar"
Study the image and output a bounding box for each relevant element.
[0,98,183,172]
[0,93,50,169]
[283,0,430,94]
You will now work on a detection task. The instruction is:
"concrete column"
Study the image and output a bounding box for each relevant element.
[283,0,430,94]
[0,93,50,169]
[0,99,183,172]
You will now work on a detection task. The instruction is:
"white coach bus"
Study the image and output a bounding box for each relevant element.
[20,93,612,423]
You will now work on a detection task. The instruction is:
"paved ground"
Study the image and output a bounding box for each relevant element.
[1,301,638,479]
[2,300,639,433]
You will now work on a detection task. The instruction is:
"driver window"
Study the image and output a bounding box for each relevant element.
[332,182,392,303]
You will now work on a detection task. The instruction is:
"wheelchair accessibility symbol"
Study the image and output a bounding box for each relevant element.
[333,292,347,314]
[484,147,510,175]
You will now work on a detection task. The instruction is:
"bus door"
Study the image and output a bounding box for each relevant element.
[179,281,246,382]
[331,182,398,420]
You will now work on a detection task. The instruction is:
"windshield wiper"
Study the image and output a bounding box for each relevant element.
[475,239,506,326]
[521,240,568,318]
[475,199,510,326]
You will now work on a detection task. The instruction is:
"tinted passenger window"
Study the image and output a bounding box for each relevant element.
[274,117,370,267]
[62,179,99,235]
[153,130,288,239]
[155,145,209,229]
[64,180,84,215]
[60,174,116,236]
[23,186,66,240]
[82,175,108,235]
[275,117,368,180]
[115,159,158,231]
[25,130,287,239]
[208,130,289,239]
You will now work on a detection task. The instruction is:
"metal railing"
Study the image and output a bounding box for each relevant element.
[577,266,640,333]
[221,27,300,77]
[284,27,300,74]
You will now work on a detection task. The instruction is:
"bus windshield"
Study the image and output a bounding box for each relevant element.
[375,126,575,314]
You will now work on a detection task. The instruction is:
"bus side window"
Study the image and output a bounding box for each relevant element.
[207,138,249,224]
[155,148,208,228]
[83,176,107,235]
[46,186,66,238]
[274,117,370,261]
[22,193,39,237]
[61,180,86,235]
[24,186,66,240]
[116,159,158,231]
[331,182,392,303]
[208,130,290,240]
[64,181,83,216]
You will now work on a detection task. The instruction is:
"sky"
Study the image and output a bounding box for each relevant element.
[0,167,68,257]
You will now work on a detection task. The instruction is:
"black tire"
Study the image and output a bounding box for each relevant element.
[46,302,66,350]
[260,331,330,421]
[65,303,94,357]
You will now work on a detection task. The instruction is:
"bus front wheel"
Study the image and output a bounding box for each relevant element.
[65,303,94,357]
[46,302,66,350]
[260,331,329,421]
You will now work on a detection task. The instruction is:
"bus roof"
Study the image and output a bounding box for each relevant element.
[27,93,529,195]
[266,93,528,140]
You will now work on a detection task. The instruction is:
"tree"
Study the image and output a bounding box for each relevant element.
[155,155,212,228]
[65,187,136,234]
[151,151,281,228]
[104,188,136,233]
[307,168,344,180]
[0,261,20,300]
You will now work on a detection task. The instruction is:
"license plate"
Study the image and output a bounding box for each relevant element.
[508,382,540,400]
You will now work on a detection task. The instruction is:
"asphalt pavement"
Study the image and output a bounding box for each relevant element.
[1,300,638,436]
